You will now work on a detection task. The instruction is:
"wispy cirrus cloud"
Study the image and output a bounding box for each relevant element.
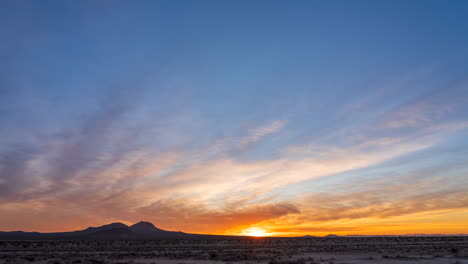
[375,84,468,130]
[133,199,299,234]
[246,171,468,236]
[2,0,468,237]
[1,66,468,235]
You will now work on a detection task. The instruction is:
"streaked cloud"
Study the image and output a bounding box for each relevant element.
[1,77,468,234]
[1,0,468,235]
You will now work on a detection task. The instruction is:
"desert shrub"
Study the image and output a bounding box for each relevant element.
[450,247,459,256]
[209,251,218,260]
[14,258,25,264]
[269,259,306,264]
[28,256,37,262]
[87,259,104,264]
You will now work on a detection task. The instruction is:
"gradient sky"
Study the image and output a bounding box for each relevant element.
[1,0,468,236]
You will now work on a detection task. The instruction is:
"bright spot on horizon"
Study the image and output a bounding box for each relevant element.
[242,227,269,237]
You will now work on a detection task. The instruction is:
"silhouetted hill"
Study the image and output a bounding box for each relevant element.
[80,222,129,235]
[5,222,463,240]
[88,227,133,239]
[0,221,235,240]
[130,221,164,233]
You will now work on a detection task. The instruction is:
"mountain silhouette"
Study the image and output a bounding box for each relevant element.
[0,222,464,240]
[130,221,164,233]
[0,221,231,240]
[88,227,134,238]
[81,222,129,234]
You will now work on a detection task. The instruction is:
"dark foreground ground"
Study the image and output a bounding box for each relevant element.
[1,236,467,264]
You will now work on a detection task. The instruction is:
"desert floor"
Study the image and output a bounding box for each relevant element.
[1,236,467,264]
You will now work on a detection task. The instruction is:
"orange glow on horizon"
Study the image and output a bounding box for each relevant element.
[241,227,271,237]
[221,210,468,237]
[2,208,468,236]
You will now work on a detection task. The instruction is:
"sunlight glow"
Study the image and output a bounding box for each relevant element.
[242,227,269,237]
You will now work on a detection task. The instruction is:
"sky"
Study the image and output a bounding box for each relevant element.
[1,0,468,236]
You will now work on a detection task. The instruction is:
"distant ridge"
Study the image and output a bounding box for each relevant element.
[81,222,128,234]
[343,234,468,237]
[130,221,164,233]
[301,234,468,238]
[89,227,133,238]
[0,221,242,240]
[1,222,467,240]
[0,221,190,240]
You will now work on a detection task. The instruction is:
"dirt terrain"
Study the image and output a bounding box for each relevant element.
[0,236,467,264]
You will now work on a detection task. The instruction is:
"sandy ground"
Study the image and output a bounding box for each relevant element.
[1,237,467,264]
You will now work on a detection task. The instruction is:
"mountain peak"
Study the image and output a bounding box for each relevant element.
[130,221,162,232]
[134,221,153,225]
[86,222,128,229]
[81,222,129,234]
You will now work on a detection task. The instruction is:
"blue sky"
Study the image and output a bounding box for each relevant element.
[1,0,468,235]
